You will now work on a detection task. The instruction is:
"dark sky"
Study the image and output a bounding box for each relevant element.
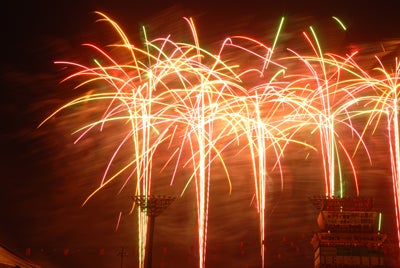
[1,1,400,268]
[2,0,400,71]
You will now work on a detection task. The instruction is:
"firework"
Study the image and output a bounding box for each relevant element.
[354,58,400,248]
[40,12,291,268]
[40,11,400,267]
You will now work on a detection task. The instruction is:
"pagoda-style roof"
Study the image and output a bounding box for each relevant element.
[309,196,374,211]
[0,243,41,268]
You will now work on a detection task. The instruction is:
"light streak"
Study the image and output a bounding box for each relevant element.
[332,16,347,31]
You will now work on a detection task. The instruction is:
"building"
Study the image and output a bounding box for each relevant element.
[0,243,41,268]
[310,196,387,267]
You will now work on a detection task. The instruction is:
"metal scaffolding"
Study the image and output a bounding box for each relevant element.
[133,195,177,268]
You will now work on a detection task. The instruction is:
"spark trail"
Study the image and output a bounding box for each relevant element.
[355,58,400,248]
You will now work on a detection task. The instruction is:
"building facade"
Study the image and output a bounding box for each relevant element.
[310,196,387,267]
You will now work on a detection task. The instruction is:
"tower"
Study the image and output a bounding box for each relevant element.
[133,195,177,268]
[310,196,387,267]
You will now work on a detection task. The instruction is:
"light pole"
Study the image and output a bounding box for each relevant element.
[133,195,177,268]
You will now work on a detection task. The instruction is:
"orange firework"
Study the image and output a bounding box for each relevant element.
[39,11,400,267]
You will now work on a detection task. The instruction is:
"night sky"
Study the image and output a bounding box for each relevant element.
[1,1,400,268]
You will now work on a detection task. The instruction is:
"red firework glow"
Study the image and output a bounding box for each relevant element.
[37,12,400,268]
[2,2,400,268]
